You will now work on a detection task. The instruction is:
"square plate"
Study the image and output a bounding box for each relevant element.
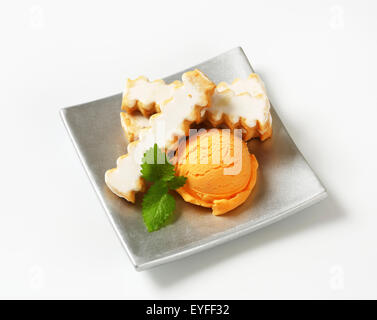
[60,47,327,271]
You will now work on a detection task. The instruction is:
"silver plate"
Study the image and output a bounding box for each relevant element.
[60,47,327,271]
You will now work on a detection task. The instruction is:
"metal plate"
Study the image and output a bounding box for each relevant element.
[60,47,327,271]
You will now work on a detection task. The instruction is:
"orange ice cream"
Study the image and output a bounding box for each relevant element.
[175,130,258,215]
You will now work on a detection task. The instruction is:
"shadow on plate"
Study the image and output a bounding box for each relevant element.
[145,192,344,288]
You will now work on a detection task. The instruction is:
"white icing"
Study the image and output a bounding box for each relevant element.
[230,75,267,96]
[210,75,271,130]
[133,113,150,128]
[124,78,175,110]
[123,113,150,133]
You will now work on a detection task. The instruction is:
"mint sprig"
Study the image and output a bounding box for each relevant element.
[141,144,187,232]
[141,144,175,182]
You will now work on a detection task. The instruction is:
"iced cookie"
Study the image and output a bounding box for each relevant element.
[121,73,272,142]
[120,112,150,142]
[207,74,272,141]
[122,76,181,117]
[106,70,215,202]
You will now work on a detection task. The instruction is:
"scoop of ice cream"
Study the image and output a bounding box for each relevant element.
[175,129,258,215]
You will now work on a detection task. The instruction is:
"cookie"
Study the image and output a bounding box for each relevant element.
[207,74,272,141]
[122,76,181,117]
[121,73,272,142]
[120,112,150,142]
[106,70,215,202]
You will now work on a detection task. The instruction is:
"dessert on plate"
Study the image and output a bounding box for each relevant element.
[175,129,258,215]
[105,69,272,231]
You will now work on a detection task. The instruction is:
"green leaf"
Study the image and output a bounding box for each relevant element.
[140,144,175,182]
[167,176,187,190]
[139,144,188,232]
[142,180,176,232]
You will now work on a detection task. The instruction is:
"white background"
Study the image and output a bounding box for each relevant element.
[0,0,376,299]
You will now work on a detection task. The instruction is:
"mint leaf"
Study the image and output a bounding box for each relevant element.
[140,144,187,232]
[167,176,187,190]
[142,180,175,232]
[141,144,175,182]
